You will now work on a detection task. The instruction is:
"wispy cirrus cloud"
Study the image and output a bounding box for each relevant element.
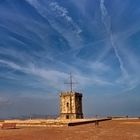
[25,0,82,49]
[0,58,115,92]
[100,0,128,78]
[89,61,110,73]
[99,0,140,90]
[49,2,82,34]
[1,0,139,93]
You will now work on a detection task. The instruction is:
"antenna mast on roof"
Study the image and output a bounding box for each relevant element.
[64,73,77,92]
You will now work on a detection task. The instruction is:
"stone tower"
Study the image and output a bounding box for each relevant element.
[59,73,83,119]
[59,91,83,119]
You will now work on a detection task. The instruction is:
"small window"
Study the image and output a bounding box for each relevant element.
[66,115,69,119]
[66,102,69,107]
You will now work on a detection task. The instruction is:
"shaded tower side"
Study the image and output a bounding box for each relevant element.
[60,91,83,119]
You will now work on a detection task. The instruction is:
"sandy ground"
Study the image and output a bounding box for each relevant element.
[0,119,140,140]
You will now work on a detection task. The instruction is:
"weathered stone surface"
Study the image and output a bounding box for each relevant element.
[59,91,83,119]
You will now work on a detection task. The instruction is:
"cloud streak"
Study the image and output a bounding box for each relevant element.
[0,57,114,93]
[49,2,82,34]
[26,0,82,49]
[100,0,130,84]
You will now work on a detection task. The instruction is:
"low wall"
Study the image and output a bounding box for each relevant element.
[68,118,111,126]
[0,118,111,127]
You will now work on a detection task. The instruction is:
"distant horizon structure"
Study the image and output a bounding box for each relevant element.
[59,73,83,119]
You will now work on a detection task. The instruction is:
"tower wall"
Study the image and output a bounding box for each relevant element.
[60,91,83,119]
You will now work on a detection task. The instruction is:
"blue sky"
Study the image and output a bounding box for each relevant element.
[0,0,140,118]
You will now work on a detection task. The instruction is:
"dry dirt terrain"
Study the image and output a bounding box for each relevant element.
[0,119,140,140]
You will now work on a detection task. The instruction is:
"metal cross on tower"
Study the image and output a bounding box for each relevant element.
[65,73,77,92]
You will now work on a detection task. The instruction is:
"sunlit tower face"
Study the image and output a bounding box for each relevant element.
[60,91,83,119]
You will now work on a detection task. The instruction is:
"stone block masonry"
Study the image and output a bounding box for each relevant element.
[59,91,83,119]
